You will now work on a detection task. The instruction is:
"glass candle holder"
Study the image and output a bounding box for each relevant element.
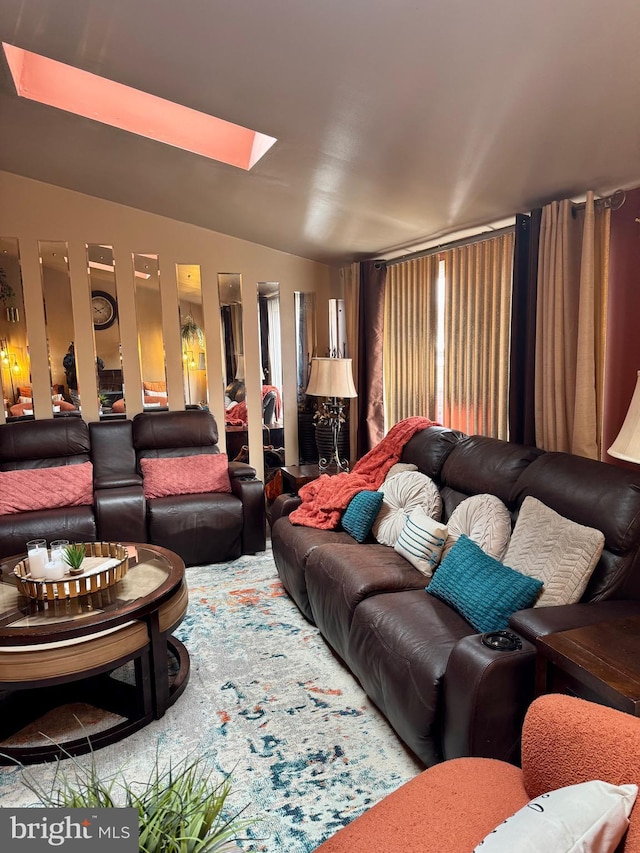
[50,539,70,566]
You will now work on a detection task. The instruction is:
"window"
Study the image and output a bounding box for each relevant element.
[383,231,514,438]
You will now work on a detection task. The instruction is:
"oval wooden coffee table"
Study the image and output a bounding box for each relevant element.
[0,542,189,764]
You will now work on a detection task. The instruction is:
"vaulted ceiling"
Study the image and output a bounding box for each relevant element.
[2,0,640,265]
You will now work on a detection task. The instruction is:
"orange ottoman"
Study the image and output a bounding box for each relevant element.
[314,757,527,853]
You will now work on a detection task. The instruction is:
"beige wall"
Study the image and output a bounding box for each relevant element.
[0,170,332,479]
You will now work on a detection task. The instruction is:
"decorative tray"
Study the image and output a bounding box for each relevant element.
[14,542,129,602]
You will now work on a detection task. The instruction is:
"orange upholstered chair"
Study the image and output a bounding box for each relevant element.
[314,694,640,853]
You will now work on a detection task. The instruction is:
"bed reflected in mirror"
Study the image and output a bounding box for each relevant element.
[178,264,205,408]
[0,237,30,419]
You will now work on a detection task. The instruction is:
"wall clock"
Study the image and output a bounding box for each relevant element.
[91,290,118,330]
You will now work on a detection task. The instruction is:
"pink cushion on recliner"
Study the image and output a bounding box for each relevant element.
[0,462,94,514]
[140,454,231,499]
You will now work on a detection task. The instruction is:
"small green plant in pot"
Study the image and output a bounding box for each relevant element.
[63,543,86,575]
[21,749,254,852]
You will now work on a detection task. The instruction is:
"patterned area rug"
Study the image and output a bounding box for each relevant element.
[0,548,422,851]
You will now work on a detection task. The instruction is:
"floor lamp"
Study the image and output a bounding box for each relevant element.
[306,357,357,472]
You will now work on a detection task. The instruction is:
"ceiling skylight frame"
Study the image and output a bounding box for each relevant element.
[2,42,277,170]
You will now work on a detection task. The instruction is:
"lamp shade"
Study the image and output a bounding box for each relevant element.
[306,357,357,398]
[609,370,640,463]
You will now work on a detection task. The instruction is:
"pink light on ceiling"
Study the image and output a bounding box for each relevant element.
[3,42,277,170]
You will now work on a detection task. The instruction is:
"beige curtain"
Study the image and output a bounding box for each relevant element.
[343,262,360,453]
[442,233,514,438]
[383,256,439,428]
[534,192,610,457]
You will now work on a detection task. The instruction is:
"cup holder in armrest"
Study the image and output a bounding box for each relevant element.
[480,630,523,652]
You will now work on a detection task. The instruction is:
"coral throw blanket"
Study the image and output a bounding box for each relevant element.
[289,416,436,530]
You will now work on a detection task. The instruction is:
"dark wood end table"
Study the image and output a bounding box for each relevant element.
[535,616,640,716]
[280,464,323,494]
[280,463,357,494]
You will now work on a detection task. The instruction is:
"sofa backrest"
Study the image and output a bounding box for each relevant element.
[511,451,640,601]
[439,435,543,521]
[0,417,91,471]
[132,409,221,469]
[401,426,465,482]
[89,419,141,489]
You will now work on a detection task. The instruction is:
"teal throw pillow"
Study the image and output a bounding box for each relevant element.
[427,534,543,632]
[341,490,385,543]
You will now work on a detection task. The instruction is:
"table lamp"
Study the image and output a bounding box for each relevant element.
[609,370,640,463]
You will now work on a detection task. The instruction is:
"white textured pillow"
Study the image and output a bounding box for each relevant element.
[372,471,442,547]
[441,494,512,561]
[384,462,418,481]
[394,507,447,577]
[473,780,637,853]
[504,496,605,606]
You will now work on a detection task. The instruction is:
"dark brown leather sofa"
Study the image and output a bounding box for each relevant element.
[0,410,265,566]
[271,425,640,767]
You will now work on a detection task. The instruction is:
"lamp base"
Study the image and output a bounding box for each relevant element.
[315,404,350,473]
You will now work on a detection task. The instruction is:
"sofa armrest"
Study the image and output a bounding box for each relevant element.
[94,485,147,543]
[269,493,302,525]
[228,460,257,480]
[231,476,266,554]
[509,599,640,643]
[442,632,537,764]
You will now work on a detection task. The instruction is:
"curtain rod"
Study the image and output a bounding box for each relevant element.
[383,224,515,267]
[571,188,626,217]
[380,187,626,267]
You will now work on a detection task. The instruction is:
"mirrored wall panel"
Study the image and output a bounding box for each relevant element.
[134,253,165,410]
[0,237,30,418]
[86,244,124,414]
[218,273,246,461]
[295,291,318,463]
[39,241,77,416]
[177,264,205,407]
[258,281,284,468]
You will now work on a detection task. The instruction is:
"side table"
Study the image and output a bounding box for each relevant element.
[535,616,640,716]
[280,464,322,494]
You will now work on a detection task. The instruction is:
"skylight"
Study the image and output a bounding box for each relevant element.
[2,43,277,170]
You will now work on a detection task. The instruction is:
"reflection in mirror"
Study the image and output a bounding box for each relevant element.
[134,253,165,411]
[177,265,205,408]
[86,244,124,415]
[39,241,77,416]
[218,273,246,462]
[0,238,30,419]
[295,291,318,463]
[258,281,284,470]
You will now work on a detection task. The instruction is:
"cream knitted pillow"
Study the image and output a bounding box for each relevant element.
[504,496,605,606]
